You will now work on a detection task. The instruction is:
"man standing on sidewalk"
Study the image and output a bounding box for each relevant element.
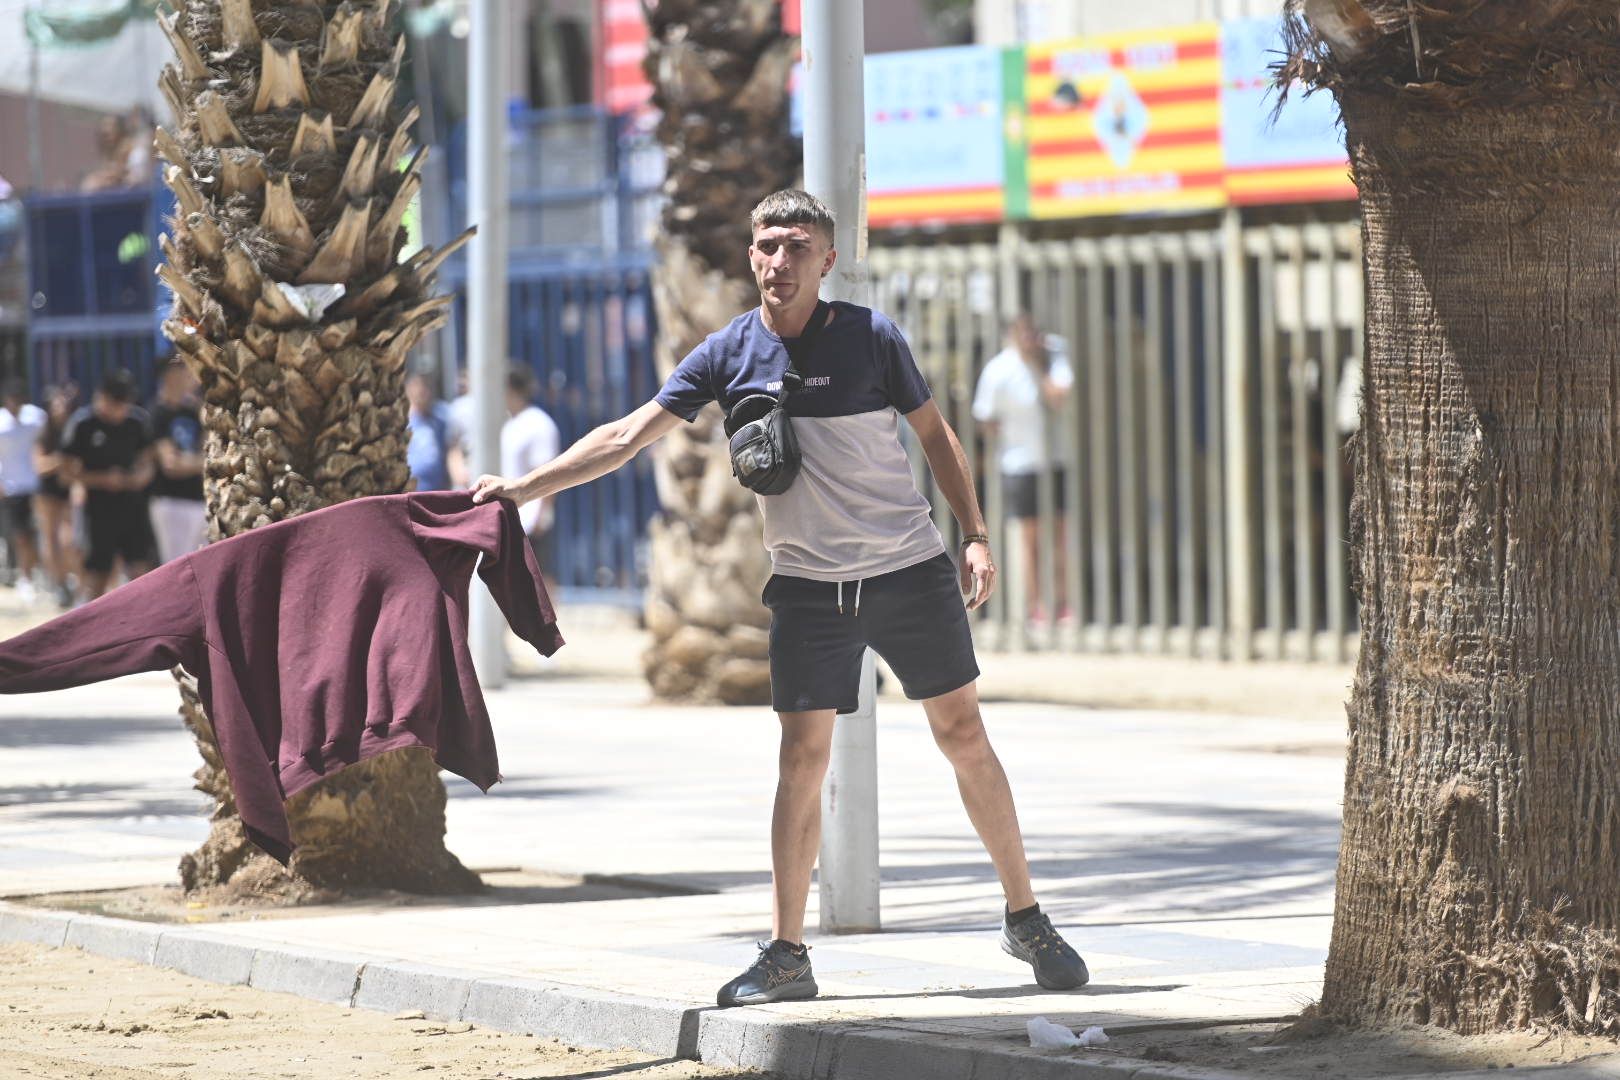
[59,369,155,600]
[472,190,1088,1007]
[499,366,560,590]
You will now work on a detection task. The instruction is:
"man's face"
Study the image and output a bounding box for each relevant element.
[405,376,433,413]
[749,223,835,312]
[94,392,130,425]
[163,365,198,401]
[1012,317,1042,356]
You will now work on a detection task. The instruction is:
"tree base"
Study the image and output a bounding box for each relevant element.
[175,673,483,899]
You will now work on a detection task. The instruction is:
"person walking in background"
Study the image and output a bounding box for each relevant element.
[0,379,46,603]
[499,366,560,588]
[34,385,82,608]
[148,360,207,563]
[972,312,1074,626]
[59,370,155,601]
[405,371,462,492]
[447,368,475,488]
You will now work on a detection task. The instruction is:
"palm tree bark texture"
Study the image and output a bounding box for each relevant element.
[154,0,478,896]
[1288,0,1620,1033]
[639,0,800,705]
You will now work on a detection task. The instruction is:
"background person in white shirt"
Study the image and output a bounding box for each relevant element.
[0,379,45,601]
[500,366,561,589]
[972,313,1073,624]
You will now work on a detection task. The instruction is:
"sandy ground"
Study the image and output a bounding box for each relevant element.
[1068,1018,1620,1078]
[2,943,774,1080]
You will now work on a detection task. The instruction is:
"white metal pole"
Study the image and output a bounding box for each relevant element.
[803,0,879,935]
[468,0,509,687]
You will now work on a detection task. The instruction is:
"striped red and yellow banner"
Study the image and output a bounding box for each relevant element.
[1225,162,1356,205]
[868,185,1004,228]
[1020,25,1226,220]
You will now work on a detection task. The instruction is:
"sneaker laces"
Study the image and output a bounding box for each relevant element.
[1019,914,1067,955]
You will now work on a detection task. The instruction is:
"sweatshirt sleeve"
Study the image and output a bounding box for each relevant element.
[0,559,205,691]
[409,491,565,657]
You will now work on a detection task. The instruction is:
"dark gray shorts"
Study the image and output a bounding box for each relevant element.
[764,551,980,715]
[1003,469,1067,520]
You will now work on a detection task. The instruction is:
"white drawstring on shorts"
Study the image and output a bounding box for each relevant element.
[836,579,863,616]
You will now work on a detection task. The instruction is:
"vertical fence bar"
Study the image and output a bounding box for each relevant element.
[1171,234,1197,655]
[1111,239,1140,648]
[1255,229,1285,659]
[1141,239,1169,652]
[1221,209,1252,660]
[1315,224,1348,660]
[1082,238,1114,649]
[1285,227,1316,660]
[1201,235,1227,658]
[1056,251,1086,641]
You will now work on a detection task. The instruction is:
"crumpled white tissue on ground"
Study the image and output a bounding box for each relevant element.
[1027,1016,1109,1049]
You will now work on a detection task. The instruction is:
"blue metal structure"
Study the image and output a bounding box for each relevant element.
[24,185,171,399]
[22,106,668,603]
[443,255,661,605]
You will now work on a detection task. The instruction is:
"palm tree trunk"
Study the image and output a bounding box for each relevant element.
[1325,90,1620,1032]
[640,0,800,704]
[158,0,477,896]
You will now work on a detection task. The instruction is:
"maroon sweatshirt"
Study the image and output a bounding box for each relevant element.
[0,491,563,862]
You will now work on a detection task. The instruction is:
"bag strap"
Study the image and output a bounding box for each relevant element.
[779,300,830,400]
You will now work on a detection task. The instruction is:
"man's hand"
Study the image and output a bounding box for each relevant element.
[470,474,527,505]
[959,540,995,611]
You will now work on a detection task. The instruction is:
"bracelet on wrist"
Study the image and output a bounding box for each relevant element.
[959,533,990,549]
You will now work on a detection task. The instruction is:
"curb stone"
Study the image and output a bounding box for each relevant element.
[62,913,162,964]
[0,901,1274,1080]
[352,960,476,1020]
[248,944,384,1005]
[154,931,255,985]
[0,906,71,947]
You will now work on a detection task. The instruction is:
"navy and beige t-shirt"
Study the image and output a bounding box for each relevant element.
[656,301,947,582]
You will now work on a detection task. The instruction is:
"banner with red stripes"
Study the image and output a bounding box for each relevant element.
[1013,25,1227,220]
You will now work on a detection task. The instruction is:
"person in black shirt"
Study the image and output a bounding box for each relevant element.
[147,360,207,563]
[59,369,156,600]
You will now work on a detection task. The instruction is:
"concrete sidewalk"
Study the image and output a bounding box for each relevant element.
[0,607,1593,1078]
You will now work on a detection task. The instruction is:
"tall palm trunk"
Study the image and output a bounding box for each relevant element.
[639,0,800,705]
[1290,0,1620,1032]
[156,0,477,895]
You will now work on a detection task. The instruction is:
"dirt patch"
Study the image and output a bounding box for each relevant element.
[2,942,770,1080]
[1049,1018,1620,1077]
[9,868,707,925]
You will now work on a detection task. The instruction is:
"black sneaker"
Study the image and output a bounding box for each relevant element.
[716,939,818,1007]
[1001,911,1089,990]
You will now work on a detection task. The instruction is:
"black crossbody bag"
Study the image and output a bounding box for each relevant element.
[723,301,829,496]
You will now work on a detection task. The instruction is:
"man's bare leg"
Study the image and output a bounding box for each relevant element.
[717,710,833,1008]
[770,709,837,943]
[921,681,1036,910]
[923,679,1088,988]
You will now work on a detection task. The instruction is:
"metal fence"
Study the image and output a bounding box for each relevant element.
[24,187,169,399]
[443,257,662,605]
[872,212,1363,661]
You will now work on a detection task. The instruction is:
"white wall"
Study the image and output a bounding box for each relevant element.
[976,0,1283,44]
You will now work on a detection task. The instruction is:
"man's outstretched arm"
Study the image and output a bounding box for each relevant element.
[471,400,685,506]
